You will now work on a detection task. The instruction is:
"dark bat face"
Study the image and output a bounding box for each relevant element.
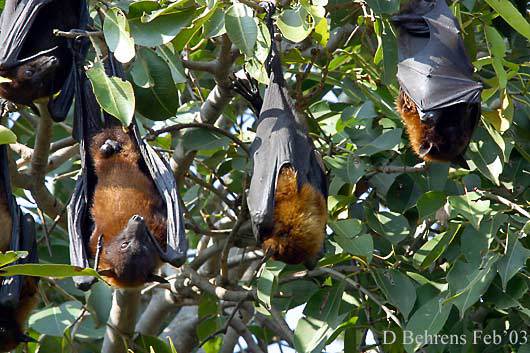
[0,55,59,104]
[98,215,166,288]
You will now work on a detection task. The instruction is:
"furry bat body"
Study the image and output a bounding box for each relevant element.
[89,127,168,288]
[233,4,328,268]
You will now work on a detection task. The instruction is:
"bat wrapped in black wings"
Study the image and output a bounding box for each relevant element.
[0,0,88,121]
[0,144,39,352]
[68,56,188,290]
[392,0,482,164]
[233,4,328,268]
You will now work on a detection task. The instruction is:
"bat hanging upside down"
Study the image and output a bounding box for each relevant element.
[0,55,60,105]
[392,0,482,165]
[396,90,479,163]
[89,127,168,288]
[262,166,327,266]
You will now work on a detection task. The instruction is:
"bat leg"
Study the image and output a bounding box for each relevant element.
[99,139,122,158]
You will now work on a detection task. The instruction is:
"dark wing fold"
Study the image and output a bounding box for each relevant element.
[0,145,38,309]
[393,0,482,114]
[68,54,187,290]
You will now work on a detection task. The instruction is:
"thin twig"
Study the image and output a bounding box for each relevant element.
[145,122,250,156]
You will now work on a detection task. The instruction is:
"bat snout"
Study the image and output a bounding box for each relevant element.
[99,139,122,157]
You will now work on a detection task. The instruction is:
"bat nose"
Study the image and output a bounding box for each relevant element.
[131,214,144,222]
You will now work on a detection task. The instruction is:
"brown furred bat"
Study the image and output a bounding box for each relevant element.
[89,127,168,288]
[0,56,60,105]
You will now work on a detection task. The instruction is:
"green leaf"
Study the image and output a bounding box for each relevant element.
[334,234,374,263]
[416,224,460,270]
[0,264,100,278]
[85,282,112,327]
[294,282,347,353]
[103,7,135,63]
[466,126,503,187]
[448,192,490,230]
[497,231,530,290]
[354,128,402,156]
[404,297,452,353]
[204,7,226,38]
[182,128,230,151]
[29,301,83,336]
[257,260,285,309]
[130,49,154,88]
[277,7,314,43]
[135,335,173,353]
[323,155,366,185]
[133,48,179,121]
[417,191,446,219]
[446,254,499,317]
[484,26,507,88]
[313,17,329,46]
[330,219,362,239]
[374,269,416,319]
[130,8,196,47]
[225,3,257,56]
[86,62,135,126]
[483,0,530,40]
[366,211,409,244]
[156,44,187,84]
[0,125,17,145]
[0,251,27,267]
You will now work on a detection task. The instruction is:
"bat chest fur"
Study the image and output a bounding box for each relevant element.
[262,166,327,265]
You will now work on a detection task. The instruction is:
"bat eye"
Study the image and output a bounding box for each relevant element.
[24,69,34,78]
[120,241,130,250]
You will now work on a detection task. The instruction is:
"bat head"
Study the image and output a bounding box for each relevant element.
[0,307,36,352]
[420,103,480,162]
[98,215,167,288]
[90,127,140,173]
[0,55,60,104]
[261,166,327,268]
[397,91,479,164]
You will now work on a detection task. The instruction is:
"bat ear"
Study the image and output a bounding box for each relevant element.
[418,142,433,158]
[98,269,118,279]
[146,273,169,284]
[17,333,37,343]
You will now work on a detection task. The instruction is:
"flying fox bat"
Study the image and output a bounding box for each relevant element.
[0,144,39,352]
[392,0,482,164]
[0,0,88,121]
[233,4,328,268]
[68,55,188,290]
[89,127,170,288]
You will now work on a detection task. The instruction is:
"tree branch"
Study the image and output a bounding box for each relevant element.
[101,289,141,353]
